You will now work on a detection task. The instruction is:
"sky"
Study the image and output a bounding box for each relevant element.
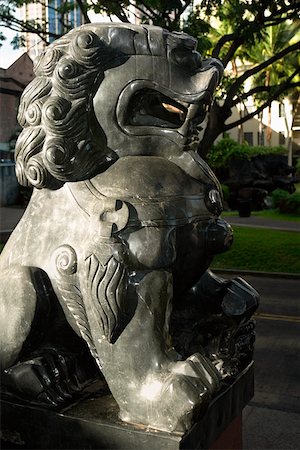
[0,11,116,69]
[0,26,24,69]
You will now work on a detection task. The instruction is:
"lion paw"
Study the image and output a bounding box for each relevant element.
[119,353,220,432]
[2,347,98,407]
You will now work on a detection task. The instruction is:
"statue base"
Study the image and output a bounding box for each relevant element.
[1,363,253,450]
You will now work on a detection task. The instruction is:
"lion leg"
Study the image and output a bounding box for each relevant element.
[0,266,37,370]
[172,270,259,377]
[83,268,220,432]
[1,266,99,406]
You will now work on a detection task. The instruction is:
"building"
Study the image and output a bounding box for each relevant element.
[224,61,300,160]
[21,0,84,60]
[0,53,34,158]
[228,98,300,149]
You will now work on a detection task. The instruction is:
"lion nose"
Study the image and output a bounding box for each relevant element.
[206,218,233,255]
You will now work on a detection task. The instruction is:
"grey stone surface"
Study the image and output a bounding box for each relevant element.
[0,23,258,435]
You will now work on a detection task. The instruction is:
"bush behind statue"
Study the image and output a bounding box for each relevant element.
[206,137,297,211]
[272,188,300,214]
[206,136,285,169]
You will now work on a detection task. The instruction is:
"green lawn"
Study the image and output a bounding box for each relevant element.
[212,226,300,273]
[222,209,300,222]
[252,209,300,221]
[1,226,299,274]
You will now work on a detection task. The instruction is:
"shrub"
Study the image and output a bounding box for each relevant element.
[271,188,300,214]
[206,137,285,169]
[296,158,300,177]
[206,137,241,168]
[271,188,289,208]
[285,192,300,214]
[221,184,230,202]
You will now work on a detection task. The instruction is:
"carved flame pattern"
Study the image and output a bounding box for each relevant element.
[86,254,128,344]
[52,245,100,366]
[57,280,100,367]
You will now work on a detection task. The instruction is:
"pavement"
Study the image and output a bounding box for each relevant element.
[0,207,299,235]
[231,275,300,450]
[222,213,300,232]
[0,206,300,449]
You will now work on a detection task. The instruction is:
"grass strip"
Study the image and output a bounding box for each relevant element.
[222,209,300,222]
[211,226,300,273]
[1,227,299,273]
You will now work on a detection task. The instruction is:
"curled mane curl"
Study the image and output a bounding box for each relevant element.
[15,26,127,188]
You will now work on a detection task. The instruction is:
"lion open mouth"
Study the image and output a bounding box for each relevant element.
[126,88,211,136]
[127,89,188,128]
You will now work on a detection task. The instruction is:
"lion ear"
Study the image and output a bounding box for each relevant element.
[85,254,128,344]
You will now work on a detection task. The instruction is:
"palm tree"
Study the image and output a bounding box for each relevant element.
[241,20,300,146]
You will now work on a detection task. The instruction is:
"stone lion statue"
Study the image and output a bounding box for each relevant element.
[0,23,258,433]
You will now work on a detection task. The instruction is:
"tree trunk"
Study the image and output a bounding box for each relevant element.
[237,107,244,144]
[266,71,272,146]
[266,104,272,146]
[286,103,295,168]
[258,112,263,145]
[198,102,229,157]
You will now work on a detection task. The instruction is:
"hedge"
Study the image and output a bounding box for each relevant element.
[206,137,285,169]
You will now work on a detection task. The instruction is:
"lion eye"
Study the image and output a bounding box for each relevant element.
[171,49,202,72]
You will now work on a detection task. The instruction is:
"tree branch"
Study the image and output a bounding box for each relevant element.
[224,40,300,110]
[222,36,244,67]
[224,80,300,131]
[138,0,160,21]
[127,0,156,21]
[232,81,300,107]
[212,2,300,66]
[212,33,239,59]
[265,2,300,24]
[1,14,60,42]
[76,0,91,24]
[174,0,192,25]
[99,1,131,23]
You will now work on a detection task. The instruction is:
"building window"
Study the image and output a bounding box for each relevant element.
[244,132,253,146]
[257,131,265,146]
[279,103,285,118]
[279,132,285,145]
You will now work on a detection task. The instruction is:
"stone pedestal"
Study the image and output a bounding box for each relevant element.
[1,363,253,450]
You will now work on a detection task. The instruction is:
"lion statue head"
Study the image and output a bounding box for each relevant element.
[16,23,223,190]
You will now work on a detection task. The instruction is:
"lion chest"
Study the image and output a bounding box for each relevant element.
[85,156,217,280]
[117,199,212,274]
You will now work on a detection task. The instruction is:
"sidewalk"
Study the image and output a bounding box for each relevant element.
[222,213,300,232]
[244,405,300,449]
[1,207,299,233]
[236,275,300,450]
